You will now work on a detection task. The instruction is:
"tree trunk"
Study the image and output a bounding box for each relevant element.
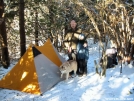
[101,54,107,77]
[94,60,99,74]
[130,44,134,60]
[0,0,10,69]
[19,0,26,57]
[126,41,131,55]
[35,10,38,46]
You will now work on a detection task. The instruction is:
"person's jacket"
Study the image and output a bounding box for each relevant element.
[77,46,89,60]
[77,39,89,60]
[64,28,82,50]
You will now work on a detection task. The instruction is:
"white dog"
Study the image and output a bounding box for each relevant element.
[60,60,77,81]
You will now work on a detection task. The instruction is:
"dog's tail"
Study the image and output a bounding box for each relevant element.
[72,53,76,61]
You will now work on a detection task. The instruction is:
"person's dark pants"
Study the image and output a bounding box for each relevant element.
[77,59,87,75]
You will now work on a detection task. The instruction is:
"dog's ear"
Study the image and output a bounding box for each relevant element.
[61,66,65,70]
[63,66,66,69]
[60,64,65,69]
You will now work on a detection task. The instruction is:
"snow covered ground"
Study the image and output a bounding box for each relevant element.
[0,43,134,101]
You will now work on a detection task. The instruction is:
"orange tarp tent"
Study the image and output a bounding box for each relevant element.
[0,39,66,95]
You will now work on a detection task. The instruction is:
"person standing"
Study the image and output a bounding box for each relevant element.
[64,19,82,54]
[77,39,89,76]
[63,19,88,76]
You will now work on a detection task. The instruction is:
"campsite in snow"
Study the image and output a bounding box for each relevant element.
[0,0,134,101]
[0,39,134,101]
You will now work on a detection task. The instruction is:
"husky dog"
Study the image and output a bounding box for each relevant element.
[60,60,77,80]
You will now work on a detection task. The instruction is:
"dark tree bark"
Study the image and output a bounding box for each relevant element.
[35,10,38,46]
[101,52,107,77]
[0,0,10,69]
[130,44,134,59]
[48,4,55,42]
[19,0,26,56]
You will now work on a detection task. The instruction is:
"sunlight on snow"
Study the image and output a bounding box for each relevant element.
[21,72,28,81]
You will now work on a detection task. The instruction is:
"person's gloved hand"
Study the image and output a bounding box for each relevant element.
[68,47,72,53]
[79,34,84,40]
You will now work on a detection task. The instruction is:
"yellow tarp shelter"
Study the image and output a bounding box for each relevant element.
[0,39,66,95]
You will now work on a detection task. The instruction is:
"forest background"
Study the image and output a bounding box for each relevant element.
[0,0,133,73]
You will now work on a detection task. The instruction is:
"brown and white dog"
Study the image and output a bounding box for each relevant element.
[60,59,77,81]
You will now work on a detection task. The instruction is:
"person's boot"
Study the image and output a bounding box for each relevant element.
[77,70,83,77]
[83,67,87,76]
[78,73,83,77]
